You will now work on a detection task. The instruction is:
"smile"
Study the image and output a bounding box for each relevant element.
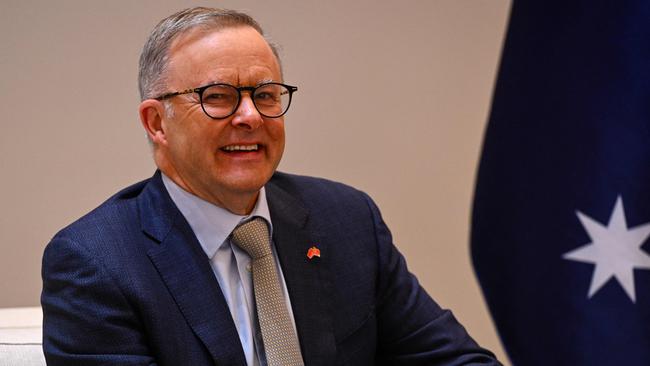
[221,144,259,152]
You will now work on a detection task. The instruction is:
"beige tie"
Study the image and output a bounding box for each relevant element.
[231,218,304,366]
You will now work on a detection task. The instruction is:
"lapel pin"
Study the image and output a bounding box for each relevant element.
[307,246,321,260]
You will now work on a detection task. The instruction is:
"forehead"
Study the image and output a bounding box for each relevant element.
[166,26,281,87]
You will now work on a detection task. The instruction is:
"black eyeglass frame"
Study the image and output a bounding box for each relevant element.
[154,82,298,119]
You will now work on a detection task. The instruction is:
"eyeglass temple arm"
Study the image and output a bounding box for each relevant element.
[154,88,198,101]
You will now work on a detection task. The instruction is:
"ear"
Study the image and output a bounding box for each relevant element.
[139,99,169,146]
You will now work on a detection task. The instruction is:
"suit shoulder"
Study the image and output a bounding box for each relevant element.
[271,171,367,196]
[269,171,373,210]
[51,177,150,243]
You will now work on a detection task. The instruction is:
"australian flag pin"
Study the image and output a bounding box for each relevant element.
[307,246,321,260]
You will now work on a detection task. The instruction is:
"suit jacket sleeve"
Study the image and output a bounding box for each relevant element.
[362,193,500,365]
[41,235,157,366]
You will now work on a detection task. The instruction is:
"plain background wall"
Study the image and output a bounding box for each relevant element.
[0,0,511,363]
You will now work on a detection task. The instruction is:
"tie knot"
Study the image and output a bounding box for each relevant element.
[231,217,272,260]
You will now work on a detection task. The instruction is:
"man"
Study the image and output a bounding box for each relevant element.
[42,7,500,366]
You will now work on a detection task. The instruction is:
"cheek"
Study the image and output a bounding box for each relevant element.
[170,128,216,167]
[269,128,285,162]
[268,120,286,144]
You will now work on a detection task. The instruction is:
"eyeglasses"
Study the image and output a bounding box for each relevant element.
[154,82,298,119]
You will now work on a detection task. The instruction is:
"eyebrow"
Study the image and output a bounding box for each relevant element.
[204,78,279,87]
[256,78,277,85]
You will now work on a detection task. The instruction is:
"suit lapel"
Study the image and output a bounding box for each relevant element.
[266,180,337,366]
[139,172,246,366]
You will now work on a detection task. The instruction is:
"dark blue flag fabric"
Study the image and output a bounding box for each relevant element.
[471,1,650,365]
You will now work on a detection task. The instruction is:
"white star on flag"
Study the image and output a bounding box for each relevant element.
[563,196,650,303]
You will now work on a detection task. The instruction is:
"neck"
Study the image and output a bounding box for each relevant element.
[155,155,259,215]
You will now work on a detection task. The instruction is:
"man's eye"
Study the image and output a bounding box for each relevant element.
[255,92,278,101]
[203,93,235,104]
[204,93,227,100]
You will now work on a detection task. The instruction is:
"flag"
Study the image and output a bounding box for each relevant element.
[471,1,650,365]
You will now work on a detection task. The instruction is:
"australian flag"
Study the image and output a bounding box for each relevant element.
[471,1,650,365]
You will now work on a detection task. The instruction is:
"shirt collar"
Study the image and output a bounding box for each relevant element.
[161,173,273,259]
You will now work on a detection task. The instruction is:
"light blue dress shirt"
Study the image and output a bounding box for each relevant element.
[161,174,299,366]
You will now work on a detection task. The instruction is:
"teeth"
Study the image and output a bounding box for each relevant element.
[222,144,258,151]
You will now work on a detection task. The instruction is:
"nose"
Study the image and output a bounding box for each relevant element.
[231,94,263,130]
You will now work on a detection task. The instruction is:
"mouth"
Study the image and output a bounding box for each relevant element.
[220,144,260,153]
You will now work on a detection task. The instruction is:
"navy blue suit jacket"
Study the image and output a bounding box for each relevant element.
[42,171,499,365]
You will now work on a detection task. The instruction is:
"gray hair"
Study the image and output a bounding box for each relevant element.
[138,7,282,101]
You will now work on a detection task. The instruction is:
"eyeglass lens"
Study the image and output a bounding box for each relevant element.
[201,83,291,118]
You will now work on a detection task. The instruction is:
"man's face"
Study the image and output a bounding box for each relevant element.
[156,26,285,213]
